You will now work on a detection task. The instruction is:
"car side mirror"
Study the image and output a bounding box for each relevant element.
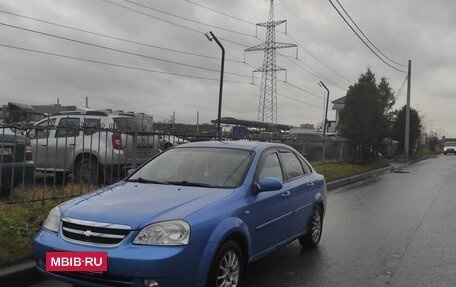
[127,169,136,176]
[255,177,283,193]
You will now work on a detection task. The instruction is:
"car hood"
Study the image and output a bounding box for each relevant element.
[60,181,236,229]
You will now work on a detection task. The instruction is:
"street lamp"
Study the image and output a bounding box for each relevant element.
[318,81,330,137]
[205,31,225,141]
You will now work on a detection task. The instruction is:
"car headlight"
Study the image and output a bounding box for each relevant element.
[43,206,61,233]
[133,220,190,246]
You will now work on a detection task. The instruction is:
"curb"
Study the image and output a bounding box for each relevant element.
[327,166,394,191]
[0,260,44,287]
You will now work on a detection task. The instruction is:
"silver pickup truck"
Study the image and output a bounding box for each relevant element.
[27,111,169,184]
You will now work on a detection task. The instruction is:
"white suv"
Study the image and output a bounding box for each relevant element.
[27,111,167,183]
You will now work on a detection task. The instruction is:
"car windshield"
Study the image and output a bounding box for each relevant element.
[445,142,456,146]
[128,147,254,188]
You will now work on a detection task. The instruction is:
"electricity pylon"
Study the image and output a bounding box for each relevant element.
[245,0,297,123]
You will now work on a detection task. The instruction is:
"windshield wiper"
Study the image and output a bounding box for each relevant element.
[163,181,218,188]
[127,177,169,184]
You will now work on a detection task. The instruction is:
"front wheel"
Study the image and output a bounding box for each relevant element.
[299,205,323,248]
[207,241,244,287]
[74,157,100,184]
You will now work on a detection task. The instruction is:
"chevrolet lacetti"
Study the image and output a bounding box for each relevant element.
[34,141,327,287]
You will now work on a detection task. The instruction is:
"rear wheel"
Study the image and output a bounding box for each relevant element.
[299,205,323,248]
[0,179,12,197]
[207,241,244,287]
[74,157,100,184]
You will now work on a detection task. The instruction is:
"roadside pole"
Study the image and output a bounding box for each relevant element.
[404,60,411,155]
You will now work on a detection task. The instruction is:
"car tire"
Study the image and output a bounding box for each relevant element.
[74,156,100,184]
[0,179,12,197]
[207,241,244,287]
[299,205,323,248]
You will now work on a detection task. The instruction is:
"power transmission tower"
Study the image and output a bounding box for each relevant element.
[245,0,297,123]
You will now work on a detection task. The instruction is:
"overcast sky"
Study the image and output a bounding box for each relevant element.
[0,0,454,136]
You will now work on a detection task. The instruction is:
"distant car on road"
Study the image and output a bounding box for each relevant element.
[443,140,456,155]
[0,127,34,196]
[34,141,327,287]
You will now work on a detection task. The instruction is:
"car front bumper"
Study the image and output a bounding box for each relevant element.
[34,228,211,287]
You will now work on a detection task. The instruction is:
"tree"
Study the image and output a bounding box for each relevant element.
[391,105,422,154]
[338,69,396,162]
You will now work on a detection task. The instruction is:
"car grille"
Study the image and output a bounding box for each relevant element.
[61,218,131,247]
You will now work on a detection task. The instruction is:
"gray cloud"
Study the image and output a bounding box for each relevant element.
[0,0,454,136]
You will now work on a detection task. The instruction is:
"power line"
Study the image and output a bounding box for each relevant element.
[285,33,354,84]
[123,0,257,38]
[275,0,353,85]
[99,0,250,48]
[0,22,255,79]
[249,82,322,110]
[183,0,257,25]
[278,53,347,91]
[279,81,323,99]
[328,0,407,73]
[395,75,408,98]
[334,0,407,67]
[1,42,322,111]
[0,9,245,64]
[277,91,322,110]
[0,43,253,84]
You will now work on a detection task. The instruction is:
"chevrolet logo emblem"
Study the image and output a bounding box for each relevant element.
[82,230,95,237]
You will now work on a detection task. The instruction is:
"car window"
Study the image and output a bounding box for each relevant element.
[83,118,101,135]
[28,118,56,139]
[130,147,253,188]
[301,160,312,174]
[258,152,283,182]
[56,118,81,138]
[280,151,305,181]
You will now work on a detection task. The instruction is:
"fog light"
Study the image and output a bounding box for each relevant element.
[144,279,159,287]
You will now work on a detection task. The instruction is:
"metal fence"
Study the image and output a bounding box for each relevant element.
[0,122,354,203]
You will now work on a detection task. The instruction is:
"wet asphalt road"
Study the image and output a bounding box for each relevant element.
[32,155,456,287]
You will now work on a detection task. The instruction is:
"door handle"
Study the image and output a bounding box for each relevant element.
[40,144,47,147]
[281,191,291,198]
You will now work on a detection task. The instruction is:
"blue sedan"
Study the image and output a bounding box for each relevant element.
[34,141,327,287]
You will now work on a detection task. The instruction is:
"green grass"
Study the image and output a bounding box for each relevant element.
[0,183,96,268]
[0,202,53,267]
[313,160,390,182]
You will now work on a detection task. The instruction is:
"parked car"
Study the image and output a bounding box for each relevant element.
[0,126,34,196]
[27,110,170,183]
[34,141,327,287]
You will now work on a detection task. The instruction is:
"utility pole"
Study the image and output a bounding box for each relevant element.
[205,31,225,140]
[196,111,199,134]
[404,60,411,155]
[318,81,330,137]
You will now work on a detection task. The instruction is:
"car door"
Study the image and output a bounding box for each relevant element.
[247,149,294,255]
[278,150,316,236]
[27,118,56,171]
[54,117,81,171]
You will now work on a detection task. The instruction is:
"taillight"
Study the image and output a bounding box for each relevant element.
[25,137,33,161]
[112,132,122,150]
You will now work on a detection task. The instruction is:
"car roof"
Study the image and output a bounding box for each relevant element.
[175,140,292,152]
